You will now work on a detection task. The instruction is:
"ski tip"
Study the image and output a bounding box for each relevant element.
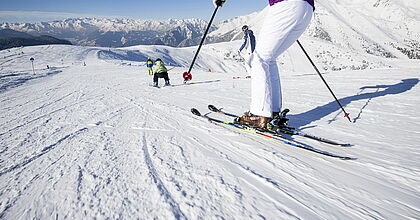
[191,108,201,116]
[208,105,219,112]
[341,143,354,147]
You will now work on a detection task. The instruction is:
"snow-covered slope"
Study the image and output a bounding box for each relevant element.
[1,1,420,218]
[0,42,419,219]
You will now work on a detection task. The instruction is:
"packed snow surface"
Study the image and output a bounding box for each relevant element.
[2,1,420,218]
[0,40,419,219]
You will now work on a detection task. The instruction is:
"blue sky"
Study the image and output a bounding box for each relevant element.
[0,0,268,23]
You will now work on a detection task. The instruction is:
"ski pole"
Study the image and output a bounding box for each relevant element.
[183,6,220,83]
[167,67,176,72]
[296,40,351,122]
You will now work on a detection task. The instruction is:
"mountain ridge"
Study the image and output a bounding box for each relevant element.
[0,29,72,50]
[1,17,213,48]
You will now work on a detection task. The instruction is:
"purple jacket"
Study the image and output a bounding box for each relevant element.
[269,0,315,10]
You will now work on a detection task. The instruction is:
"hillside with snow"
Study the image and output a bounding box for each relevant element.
[1,39,419,219]
[0,29,72,50]
[1,0,420,219]
[210,0,420,63]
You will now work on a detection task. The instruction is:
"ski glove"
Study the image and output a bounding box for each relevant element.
[213,0,227,7]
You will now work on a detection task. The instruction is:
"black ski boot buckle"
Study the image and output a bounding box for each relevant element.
[270,108,290,128]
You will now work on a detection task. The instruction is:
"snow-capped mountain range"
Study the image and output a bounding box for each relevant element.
[1,0,420,58]
[0,18,213,47]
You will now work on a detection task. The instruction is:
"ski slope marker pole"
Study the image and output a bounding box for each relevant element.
[183,6,220,83]
[296,40,351,122]
[30,57,35,74]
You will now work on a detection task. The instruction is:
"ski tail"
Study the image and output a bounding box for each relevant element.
[276,127,353,147]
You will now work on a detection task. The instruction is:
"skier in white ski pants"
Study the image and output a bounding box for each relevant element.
[213,0,314,127]
[250,1,313,118]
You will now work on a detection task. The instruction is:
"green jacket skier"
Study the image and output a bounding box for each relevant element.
[152,58,170,87]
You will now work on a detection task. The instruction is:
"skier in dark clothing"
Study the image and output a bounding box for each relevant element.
[239,25,256,54]
[239,24,256,75]
[152,58,170,87]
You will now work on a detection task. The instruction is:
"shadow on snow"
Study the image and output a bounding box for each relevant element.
[290,78,419,128]
[0,69,63,93]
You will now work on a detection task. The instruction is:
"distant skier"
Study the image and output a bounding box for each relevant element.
[146,58,154,75]
[239,25,256,55]
[213,0,314,129]
[239,25,255,76]
[152,58,170,87]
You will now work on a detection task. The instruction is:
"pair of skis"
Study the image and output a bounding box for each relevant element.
[208,105,351,147]
[149,83,173,88]
[191,105,354,160]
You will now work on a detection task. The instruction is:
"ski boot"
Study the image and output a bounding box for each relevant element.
[152,82,158,87]
[234,111,271,129]
[267,109,290,132]
[164,80,171,87]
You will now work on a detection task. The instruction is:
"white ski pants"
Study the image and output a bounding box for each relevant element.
[249,0,313,117]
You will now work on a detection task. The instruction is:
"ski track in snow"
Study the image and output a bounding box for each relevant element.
[0,43,419,219]
[141,135,187,220]
[0,127,88,177]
